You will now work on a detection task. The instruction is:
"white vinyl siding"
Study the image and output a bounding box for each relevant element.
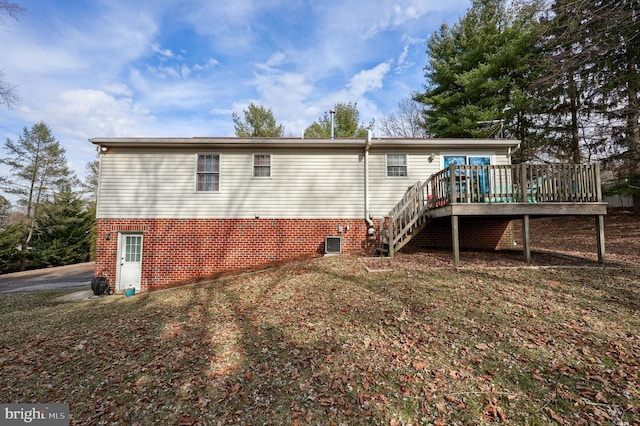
[96,146,513,220]
[368,149,441,215]
[98,149,365,219]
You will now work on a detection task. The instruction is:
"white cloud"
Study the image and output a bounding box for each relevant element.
[365,0,470,37]
[395,34,425,73]
[250,67,314,135]
[10,88,156,178]
[44,89,151,137]
[182,0,270,53]
[193,58,220,71]
[246,59,392,136]
[257,52,287,71]
[103,83,132,97]
[347,62,391,97]
[151,43,181,59]
[398,44,411,68]
[210,107,233,116]
[181,65,191,79]
[147,65,181,79]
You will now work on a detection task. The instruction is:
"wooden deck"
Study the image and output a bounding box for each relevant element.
[427,202,606,218]
[381,163,607,264]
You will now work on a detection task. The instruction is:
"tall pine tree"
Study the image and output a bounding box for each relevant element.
[0,122,75,269]
[31,184,93,268]
[416,0,543,159]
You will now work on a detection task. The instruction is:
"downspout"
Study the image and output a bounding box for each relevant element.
[364,130,375,232]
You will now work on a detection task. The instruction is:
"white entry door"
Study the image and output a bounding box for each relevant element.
[117,233,143,291]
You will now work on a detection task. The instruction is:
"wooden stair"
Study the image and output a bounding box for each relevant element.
[379,179,432,258]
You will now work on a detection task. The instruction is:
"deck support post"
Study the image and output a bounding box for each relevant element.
[596,214,606,264]
[451,215,460,266]
[522,214,531,263]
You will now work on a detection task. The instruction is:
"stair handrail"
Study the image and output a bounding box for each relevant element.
[384,177,433,256]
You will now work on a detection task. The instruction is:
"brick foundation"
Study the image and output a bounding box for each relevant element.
[95,218,377,290]
[407,217,517,251]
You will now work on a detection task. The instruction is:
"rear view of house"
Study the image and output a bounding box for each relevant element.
[91,136,524,291]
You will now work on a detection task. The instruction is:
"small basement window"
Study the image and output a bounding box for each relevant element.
[196,153,220,191]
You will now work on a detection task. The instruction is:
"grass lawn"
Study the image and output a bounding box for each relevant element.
[1,255,639,425]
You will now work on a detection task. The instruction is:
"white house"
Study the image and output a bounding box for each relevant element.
[90,136,520,291]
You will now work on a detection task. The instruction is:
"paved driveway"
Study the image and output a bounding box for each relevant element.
[0,262,95,293]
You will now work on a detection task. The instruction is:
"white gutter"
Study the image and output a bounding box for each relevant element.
[364,131,374,229]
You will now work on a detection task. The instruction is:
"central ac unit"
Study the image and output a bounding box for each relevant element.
[324,236,342,255]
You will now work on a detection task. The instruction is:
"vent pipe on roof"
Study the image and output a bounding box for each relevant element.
[330,109,336,139]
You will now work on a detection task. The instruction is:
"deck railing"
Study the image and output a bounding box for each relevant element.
[383,179,430,255]
[383,163,602,257]
[429,163,602,205]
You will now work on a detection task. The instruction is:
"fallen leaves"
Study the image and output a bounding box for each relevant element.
[0,251,639,425]
[483,400,507,422]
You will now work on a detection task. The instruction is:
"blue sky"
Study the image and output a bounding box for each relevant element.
[0,0,470,180]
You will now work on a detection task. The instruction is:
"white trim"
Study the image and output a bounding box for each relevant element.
[90,137,521,150]
[116,232,144,292]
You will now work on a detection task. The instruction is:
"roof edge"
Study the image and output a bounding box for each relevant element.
[89,137,521,150]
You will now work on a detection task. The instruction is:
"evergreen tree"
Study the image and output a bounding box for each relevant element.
[0,223,21,273]
[304,102,374,138]
[0,121,75,270]
[0,194,10,223]
[416,0,543,157]
[31,184,93,268]
[80,160,99,260]
[81,159,99,200]
[232,103,284,137]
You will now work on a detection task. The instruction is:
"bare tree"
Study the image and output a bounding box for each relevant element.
[542,0,640,212]
[380,96,430,138]
[0,1,26,109]
[0,70,19,109]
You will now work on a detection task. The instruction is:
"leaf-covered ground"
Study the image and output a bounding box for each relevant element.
[0,212,639,425]
[1,262,639,424]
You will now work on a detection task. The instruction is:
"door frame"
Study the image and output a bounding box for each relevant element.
[115,232,144,292]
